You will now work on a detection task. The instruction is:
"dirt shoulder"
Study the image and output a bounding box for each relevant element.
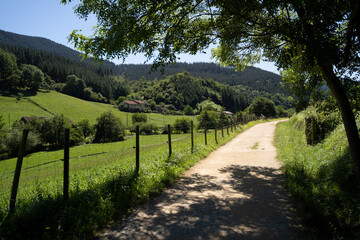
[96,120,306,240]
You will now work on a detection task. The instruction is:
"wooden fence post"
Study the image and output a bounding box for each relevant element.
[215,122,218,144]
[136,125,140,174]
[204,121,207,145]
[191,121,194,152]
[168,124,172,156]
[221,121,224,138]
[9,129,29,214]
[63,128,70,202]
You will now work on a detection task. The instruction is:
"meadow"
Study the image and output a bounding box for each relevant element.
[0,119,265,239]
[275,114,360,239]
[0,90,196,126]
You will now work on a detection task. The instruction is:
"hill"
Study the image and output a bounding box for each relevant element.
[0,91,195,127]
[0,29,285,96]
[116,62,285,95]
[0,29,116,69]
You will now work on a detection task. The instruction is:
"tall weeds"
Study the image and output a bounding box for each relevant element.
[275,115,360,239]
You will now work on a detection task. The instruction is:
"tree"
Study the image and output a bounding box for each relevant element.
[174,118,191,133]
[0,48,21,90]
[197,110,218,129]
[281,55,324,112]
[183,105,194,116]
[63,0,360,174]
[40,114,72,148]
[62,75,87,98]
[77,119,94,138]
[21,64,45,92]
[94,111,125,143]
[132,112,147,124]
[249,97,276,118]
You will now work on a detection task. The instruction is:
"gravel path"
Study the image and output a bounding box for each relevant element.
[96,121,306,239]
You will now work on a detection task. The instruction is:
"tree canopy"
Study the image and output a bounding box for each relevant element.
[63,0,360,174]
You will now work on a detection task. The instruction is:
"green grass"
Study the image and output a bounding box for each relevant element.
[275,114,360,239]
[0,96,52,126]
[0,90,196,126]
[0,120,269,240]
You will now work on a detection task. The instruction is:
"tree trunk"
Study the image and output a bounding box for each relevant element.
[319,63,360,175]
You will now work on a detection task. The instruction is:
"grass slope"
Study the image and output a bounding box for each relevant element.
[275,114,360,239]
[0,90,195,126]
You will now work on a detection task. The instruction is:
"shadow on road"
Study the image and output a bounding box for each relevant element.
[100,165,304,240]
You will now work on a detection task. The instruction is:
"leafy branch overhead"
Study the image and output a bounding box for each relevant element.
[63,0,360,174]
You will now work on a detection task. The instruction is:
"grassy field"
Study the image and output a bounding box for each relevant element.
[0,119,266,240]
[0,133,191,192]
[0,90,196,126]
[275,114,360,239]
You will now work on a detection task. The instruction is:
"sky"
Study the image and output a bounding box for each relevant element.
[0,0,280,74]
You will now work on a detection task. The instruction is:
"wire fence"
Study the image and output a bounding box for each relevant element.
[0,116,253,215]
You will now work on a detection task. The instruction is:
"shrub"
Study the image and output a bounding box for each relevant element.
[70,126,85,146]
[4,122,40,156]
[174,118,191,133]
[249,97,276,117]
[94,111,125,143]
[130,123,158,135]
[132,112,147,124]
[304,107,341,145]
[197,110,218,129]
[183,105,194,116]
[140,123,158,135]
[77,119,94,138]
[40,114,72,148]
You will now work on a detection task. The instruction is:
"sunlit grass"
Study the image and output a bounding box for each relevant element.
[275,115,360,239]
[0,90,196,126]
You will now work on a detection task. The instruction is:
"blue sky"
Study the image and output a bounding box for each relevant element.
[0,0,279,74]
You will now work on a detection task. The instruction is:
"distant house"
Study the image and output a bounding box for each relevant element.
[119,100,147,112]
[223,111,234,117]
[20,116,73,125]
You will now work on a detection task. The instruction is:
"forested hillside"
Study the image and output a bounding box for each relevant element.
[0,30,285,95]
[130,72,248,113]
[0,29,291,111]
[0,43,129,101]
[0,29,116,69]
[116,63,285,95]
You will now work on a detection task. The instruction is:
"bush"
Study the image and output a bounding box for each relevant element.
[183,105,194,116]
[40,114,72,148]
[70,126,85,146]
[140,123,158,135]
[304,107,341,145]
[4,123,40,156]
[197,110,218,129]
[174,118,191,133]
[77,119,94,138]
[130,123,158,135]
[249,97,276,117]
[94,111,125,143]
[132,112,147,124]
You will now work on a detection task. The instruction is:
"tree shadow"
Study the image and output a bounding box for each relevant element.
[99,165,307,240]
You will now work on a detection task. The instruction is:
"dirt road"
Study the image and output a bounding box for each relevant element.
[97,121,305,239]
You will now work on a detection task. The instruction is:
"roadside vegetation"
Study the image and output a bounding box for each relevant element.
[0,118,267,239]
[275,113,360,239]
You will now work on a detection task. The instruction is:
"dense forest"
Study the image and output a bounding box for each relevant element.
[0,29,292,111]
[129,72,248,113]
[116,63,285,95]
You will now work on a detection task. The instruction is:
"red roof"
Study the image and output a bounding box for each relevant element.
[123,100,138,105]
[122,100,146,105]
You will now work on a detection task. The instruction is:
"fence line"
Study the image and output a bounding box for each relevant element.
[0,117,256,214]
